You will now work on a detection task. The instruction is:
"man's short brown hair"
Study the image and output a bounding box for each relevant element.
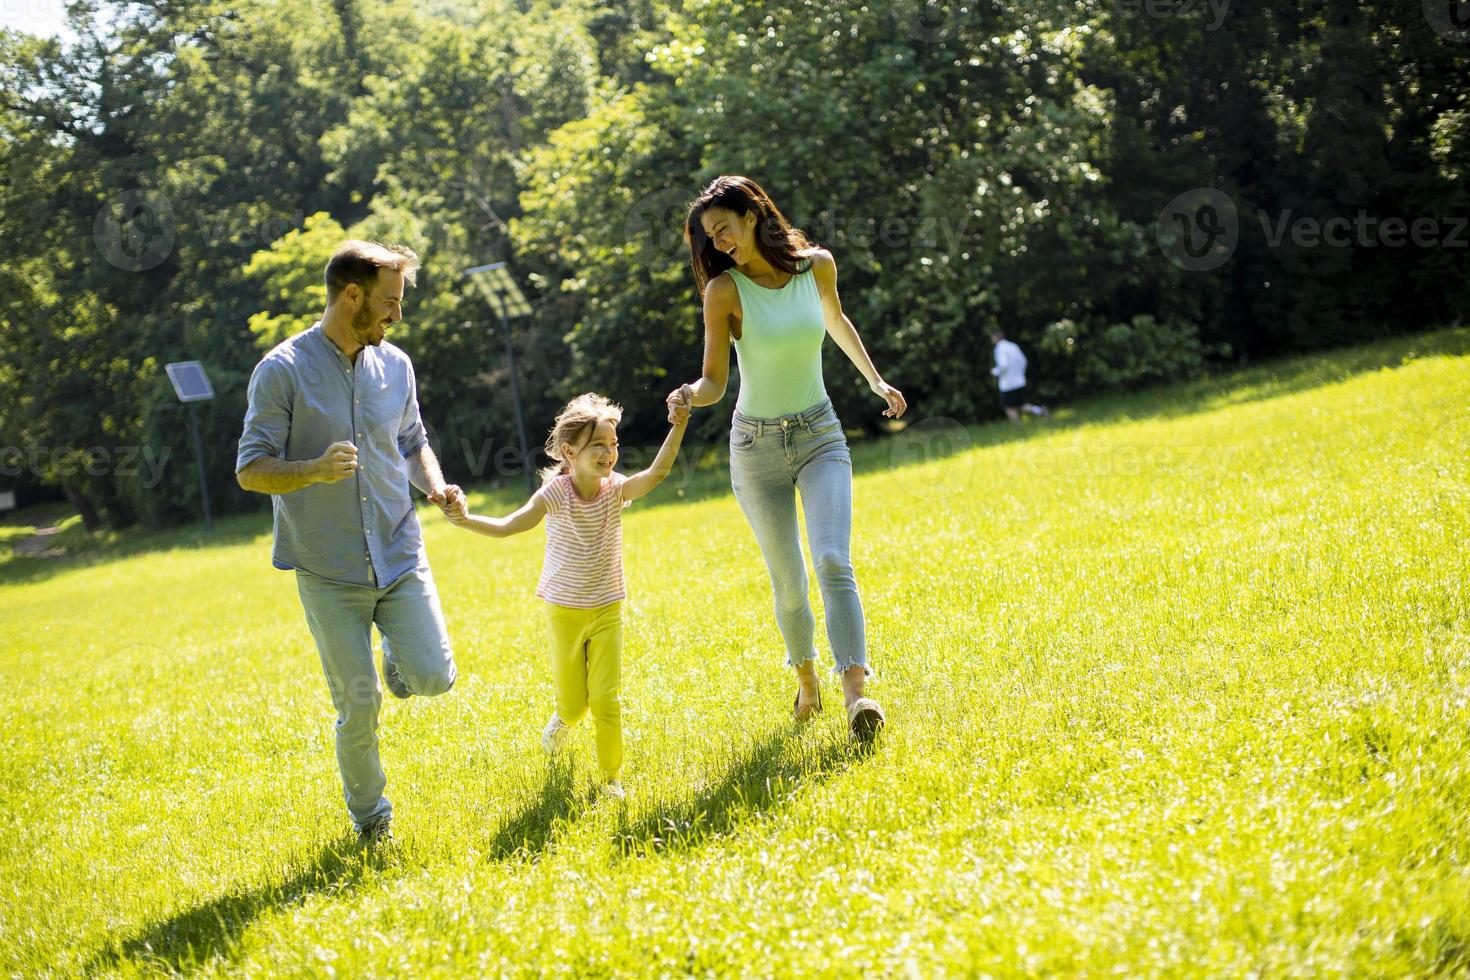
[324,240,420,303]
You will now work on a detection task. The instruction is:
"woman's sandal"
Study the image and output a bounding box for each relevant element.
[847,697,886,743]
[793,685,823,723]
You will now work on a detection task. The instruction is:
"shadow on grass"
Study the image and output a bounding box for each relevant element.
[612,727,863,858]
[0,508,269,588]
[482,759,596,861]
[87,834,387,973]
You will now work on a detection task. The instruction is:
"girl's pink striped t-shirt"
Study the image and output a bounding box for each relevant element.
[533,472,631,608]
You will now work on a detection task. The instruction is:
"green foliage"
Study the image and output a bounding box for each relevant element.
[304,4,605,482]
[1039,315,1216,394]
[245,212,346,350]
[512,92,704,436]
[2,0,1467,528]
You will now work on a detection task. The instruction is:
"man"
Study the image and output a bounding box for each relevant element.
[236,240,462,846]
[990,329,1050,424]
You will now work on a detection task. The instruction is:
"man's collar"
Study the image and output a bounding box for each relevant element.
[311,320,371,365]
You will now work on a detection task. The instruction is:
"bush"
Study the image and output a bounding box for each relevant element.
[1041,315,1221,393]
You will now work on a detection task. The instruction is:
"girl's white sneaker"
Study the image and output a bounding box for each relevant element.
[602,780,626,800]
[540,714,572,755]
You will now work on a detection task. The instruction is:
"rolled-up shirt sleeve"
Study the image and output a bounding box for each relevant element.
[236,357,293,473]
[397,361,428,458]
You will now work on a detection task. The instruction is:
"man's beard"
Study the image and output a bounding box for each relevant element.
[351,302,384,346]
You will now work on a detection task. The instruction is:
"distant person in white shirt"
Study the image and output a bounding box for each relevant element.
[990,330,1049,425]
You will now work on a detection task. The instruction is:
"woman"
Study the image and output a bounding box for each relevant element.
[667,175,906,742]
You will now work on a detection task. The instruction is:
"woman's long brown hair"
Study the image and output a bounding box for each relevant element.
[684,175,815,296]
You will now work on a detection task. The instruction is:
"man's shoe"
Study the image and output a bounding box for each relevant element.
[358,816,394,847]
[383,651,411,699]
[540,714,572,755]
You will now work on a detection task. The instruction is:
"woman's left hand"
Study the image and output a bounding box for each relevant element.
[872,379,907,419]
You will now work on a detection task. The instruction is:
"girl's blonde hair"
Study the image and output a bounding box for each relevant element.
[539,392,623,484]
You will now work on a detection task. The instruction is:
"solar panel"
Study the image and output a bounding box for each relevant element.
[466,261,533,318]
[165,361,215,402]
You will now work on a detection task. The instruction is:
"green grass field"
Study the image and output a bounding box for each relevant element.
[3,329,1468,976]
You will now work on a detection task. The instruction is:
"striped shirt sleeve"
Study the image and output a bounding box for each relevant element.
[611,471,631,509]
[534,476,563,516]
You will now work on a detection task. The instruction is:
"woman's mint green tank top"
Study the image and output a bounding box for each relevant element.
[728,260,829,419]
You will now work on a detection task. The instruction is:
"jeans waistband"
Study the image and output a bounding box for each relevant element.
[732,398,835,435]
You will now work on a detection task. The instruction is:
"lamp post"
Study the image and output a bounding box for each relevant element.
[164,360,214,533]
[465,261,535,496]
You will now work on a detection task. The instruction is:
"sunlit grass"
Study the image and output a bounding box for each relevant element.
[2,329,1467,975]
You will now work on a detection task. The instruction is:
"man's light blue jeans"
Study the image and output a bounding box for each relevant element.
[729,398,869,676]
[295,563,456,832]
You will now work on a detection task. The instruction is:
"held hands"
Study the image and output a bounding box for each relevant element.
[666,383,694,424]
[427,484,468,524]
[871,379,908,419]
[444,495,471,526]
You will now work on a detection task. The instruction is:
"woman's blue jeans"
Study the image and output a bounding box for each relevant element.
[729,398,868,675]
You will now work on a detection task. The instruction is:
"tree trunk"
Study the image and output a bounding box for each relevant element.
[62,485,103,532]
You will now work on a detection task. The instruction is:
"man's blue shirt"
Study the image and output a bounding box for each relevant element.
[236,323,428,587]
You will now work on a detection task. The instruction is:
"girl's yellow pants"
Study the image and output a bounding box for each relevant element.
[546,600,623,780]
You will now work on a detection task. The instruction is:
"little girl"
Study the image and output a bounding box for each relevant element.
[447,393,689,799]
